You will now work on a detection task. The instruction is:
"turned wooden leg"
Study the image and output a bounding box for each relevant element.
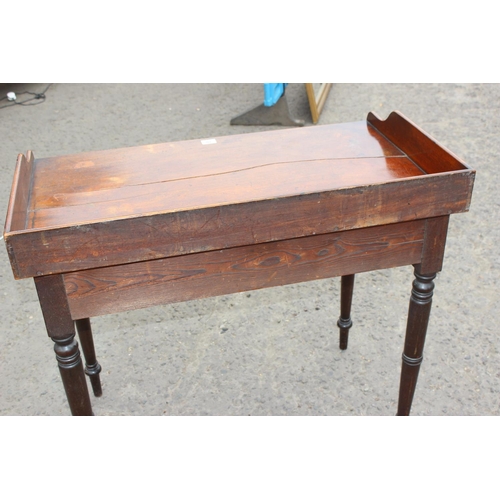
[34,274,93,416]
[75,318,103,397]
[397,265,436,416]
[53,334,93,415]
[338,274,355,350]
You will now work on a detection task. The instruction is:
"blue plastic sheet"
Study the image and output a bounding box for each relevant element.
[263,83,287,107]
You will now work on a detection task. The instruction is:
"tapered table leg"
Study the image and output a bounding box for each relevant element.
[35,274,93,416]
[75,318,103,397]
[397,265,436,416]
[53,334,93,415]
[338,274,355,350]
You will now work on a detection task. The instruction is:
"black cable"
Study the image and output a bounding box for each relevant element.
[0,83,53,109]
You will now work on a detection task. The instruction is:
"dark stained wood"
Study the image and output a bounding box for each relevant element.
[368,111,470,174]
[397,266,436,416]
[419,215,450,274]
[4,112,475,280]
[53,334,93,416]
[4,151,34,233]
[3,152,35,278]
[65,221,425,320]
[5,171,474,280]
[75,318,102,397]
[27,120,406,226]
[29,157,421,229]
[338,274,355,350]
[34,274,75,340]
[3,111,476,415]
[34,274,93,415]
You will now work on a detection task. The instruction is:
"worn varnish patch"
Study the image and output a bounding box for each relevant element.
[26,120,417,229]
[4,112,474,279]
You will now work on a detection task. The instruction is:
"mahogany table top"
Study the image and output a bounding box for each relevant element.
[4,111,475,280]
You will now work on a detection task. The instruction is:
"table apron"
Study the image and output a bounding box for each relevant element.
[64,220,425,320]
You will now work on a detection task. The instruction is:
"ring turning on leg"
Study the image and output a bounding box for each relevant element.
[338,274,355,350]
[397,266,436,416]
[75,318,103,397]
[53,334,93,416]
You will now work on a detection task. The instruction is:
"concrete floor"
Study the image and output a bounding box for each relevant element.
[0,83,498,416]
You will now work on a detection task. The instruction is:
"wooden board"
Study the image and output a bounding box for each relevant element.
[4,151,34,234]
[65,221,425,319]
[5,172,473,279]
[26,120,411,229]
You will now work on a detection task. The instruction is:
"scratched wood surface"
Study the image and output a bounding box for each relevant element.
[65,221,425,319]
[4,111,475,280]
[6,173,474,280]
[26,120,419,229]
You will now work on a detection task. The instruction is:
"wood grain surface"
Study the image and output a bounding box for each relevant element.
[368,111,470,174]
[6,170,474,280]
[65,221,425,319]
[34,274,75,339]
[4,151,34,233]
[26,121,413,229]
[4,112,475,280]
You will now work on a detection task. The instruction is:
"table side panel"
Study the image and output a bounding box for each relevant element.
[5,170,475,279]
[65,220,426,320]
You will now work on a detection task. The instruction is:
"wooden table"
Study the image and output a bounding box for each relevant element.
[4,111,475,416]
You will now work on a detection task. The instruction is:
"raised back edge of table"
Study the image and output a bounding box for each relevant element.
[367,111,473,174]
[4,151,34,234]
